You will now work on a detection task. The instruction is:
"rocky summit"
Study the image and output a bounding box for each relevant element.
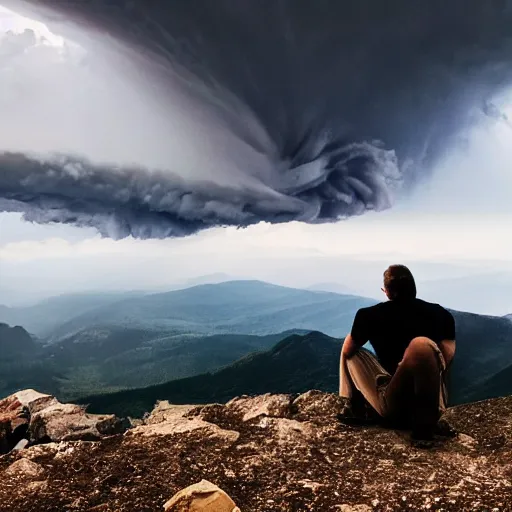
[0,389,511,511]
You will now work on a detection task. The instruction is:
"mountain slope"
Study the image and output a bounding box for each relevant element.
[53,328,304,400]
[83,311,512,418]
[469,364,512,402]
[45,281,375,341]
[0,324,302,401]
[0,323,37,356]
[81,331,340,417]
[0,324,62,397]
[448,310,512,404]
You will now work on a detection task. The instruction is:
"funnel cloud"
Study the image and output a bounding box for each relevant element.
[1,0,512,238]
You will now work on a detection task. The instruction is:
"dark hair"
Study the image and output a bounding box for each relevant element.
[383,264,416,300]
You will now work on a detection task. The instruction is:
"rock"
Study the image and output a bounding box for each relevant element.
[298,479,324,492]
[0,394,30,454]
[293,390,345,418]
[1,389,126,452]
[163,480,240,512]
[129,402,239,443]
[336,506,372,512]
[142,403,197,428]
[14,389,58,414]
[25,481,48,493]
[457,433,477,449]
[226,393,292,421]
[257,417,313,444]
[4,459,45,480]
[12,439,29,451]
[18,442,60,461]
[186,403,237,426]
[30,401,125,443]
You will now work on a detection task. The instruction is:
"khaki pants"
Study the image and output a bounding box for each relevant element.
[340,338,447,423]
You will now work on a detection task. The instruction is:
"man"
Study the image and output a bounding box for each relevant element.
[339,264,456,441]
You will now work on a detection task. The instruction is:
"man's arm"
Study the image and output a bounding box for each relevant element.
[342,309,369,358]
[439,309,456,367]
[342,333,366,358]
[439,339,456,368]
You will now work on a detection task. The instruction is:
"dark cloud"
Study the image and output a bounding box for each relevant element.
[0,144,398,239]
[1,0,512,238]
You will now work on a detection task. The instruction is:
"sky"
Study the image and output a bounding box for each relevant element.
[1,5,512,315]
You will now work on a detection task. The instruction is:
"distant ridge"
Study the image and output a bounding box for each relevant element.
[307,282,359,295]
[43,280,375,341]
[0,292,145,337]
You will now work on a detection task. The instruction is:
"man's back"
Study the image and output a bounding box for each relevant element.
[351,298,455,374]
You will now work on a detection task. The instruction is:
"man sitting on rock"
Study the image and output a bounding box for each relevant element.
[339,264,456,441]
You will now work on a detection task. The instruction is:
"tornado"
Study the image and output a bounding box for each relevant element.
[1,0,512,239]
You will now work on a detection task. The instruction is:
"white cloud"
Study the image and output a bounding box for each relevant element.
[0,5,63,45]
[2,210,512,264]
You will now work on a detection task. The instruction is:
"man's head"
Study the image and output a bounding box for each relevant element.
[382,264,417,301]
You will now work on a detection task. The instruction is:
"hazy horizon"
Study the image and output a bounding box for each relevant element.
[2,255,512,317]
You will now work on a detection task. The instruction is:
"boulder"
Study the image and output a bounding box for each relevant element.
[226,394,292,421]
[164,480,240,512]
[29,401,124,443]
[129,402,239,443]
[1,390,126,452]
[4,459,45,481]
[0,394,30,454]
[14,389,58,414]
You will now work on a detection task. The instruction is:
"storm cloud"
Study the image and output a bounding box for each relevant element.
[1,0,512,238]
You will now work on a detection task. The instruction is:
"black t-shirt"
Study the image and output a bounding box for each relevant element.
[350,298,456,375]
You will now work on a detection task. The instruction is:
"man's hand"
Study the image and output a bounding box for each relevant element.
[342,333,361,359]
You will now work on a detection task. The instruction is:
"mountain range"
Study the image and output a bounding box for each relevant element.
[1,280,511,413]
[1,281,375,342]
[1,280,375,400]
